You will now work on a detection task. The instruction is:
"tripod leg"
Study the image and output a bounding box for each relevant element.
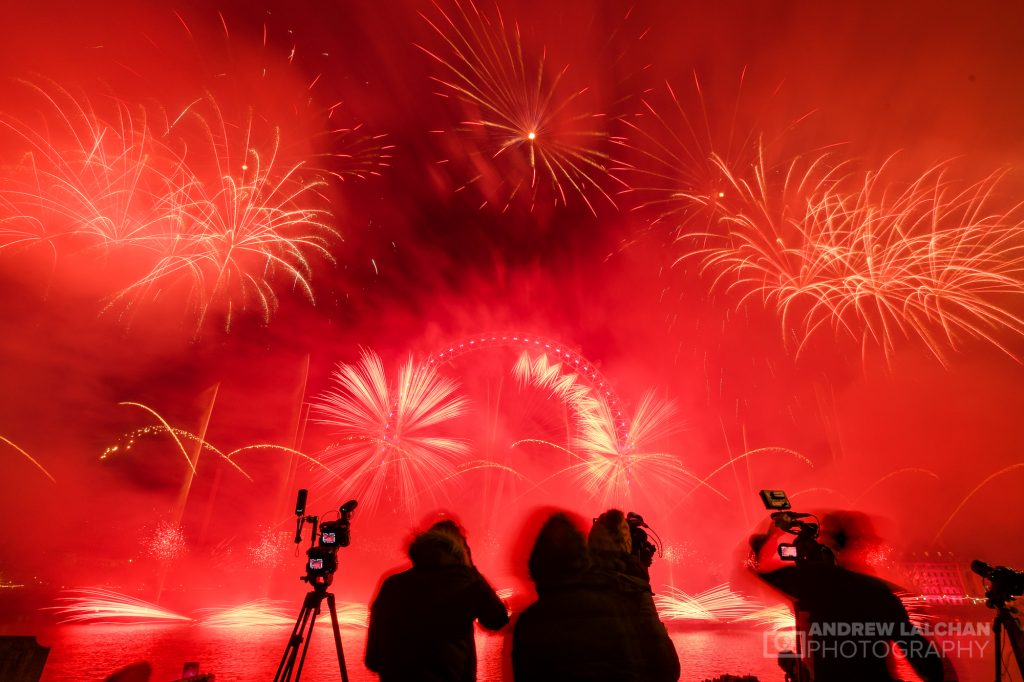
[275,598,315,682]
[326,592,350,682]
[995,615,1003,681]
[294,591,323,682]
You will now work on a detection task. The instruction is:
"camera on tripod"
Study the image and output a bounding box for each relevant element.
[276,490,358,682]
[972,559,1024,605]
[758,489,831,566]
[293,489,357,586]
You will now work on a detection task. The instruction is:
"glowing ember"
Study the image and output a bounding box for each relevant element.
[147,521,188,561]
[248,528,291,569]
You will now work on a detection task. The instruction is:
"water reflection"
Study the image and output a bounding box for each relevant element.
[33,624,993,681]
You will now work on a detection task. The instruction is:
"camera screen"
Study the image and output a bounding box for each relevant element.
[309,558,324,570]
[759,489,791,510]
[778,544,799,561]
[322,532,337,545]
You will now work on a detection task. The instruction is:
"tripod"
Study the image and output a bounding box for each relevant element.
[988,592,1024,681]
[971,559,1024,681]
[273,578,349,682]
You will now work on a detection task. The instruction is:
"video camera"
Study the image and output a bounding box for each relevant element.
[626,512,660,568]
[972,559,1024,607]
[293,489,357,587]
[758,490,832,566]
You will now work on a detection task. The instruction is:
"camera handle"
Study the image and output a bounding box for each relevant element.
[294,515,320,548]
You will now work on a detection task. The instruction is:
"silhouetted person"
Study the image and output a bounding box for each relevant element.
[365,519,509,682]
[748,517,949,682]
[513,511,680,682]
[588,509,651,584]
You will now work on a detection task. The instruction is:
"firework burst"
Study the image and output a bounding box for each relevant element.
[311,349,471,516]
[420,0,620,214]
[0,81,184,253]
[526,391,715,509]
[0,77,356,330]
[616,71,812,238]
[685,152,1024,363]
[106,94,338,329]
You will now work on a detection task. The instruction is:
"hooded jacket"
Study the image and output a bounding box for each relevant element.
[513,513,680,682]
[365,530,510,682]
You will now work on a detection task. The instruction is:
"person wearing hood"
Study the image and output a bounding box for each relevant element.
[365,519,509,682]
[512,511,680,682]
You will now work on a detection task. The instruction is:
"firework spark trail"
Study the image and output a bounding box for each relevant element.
[117,402,196,474]
[614,72,815,238]
[419,0,620,214]
[49,589,193,624]
[199,599,293,627]
[852,468,940,504]
[502,344,714,507]
[683,150,1024,363]
[0,80,354,329]
[321,125,394,183]
[932,462,1024,543]
[512,350,600,415]
[670,447,814,511]
[107,95,338,328]
[0,81,184,252]
[225,444,340,480]
[429,333,632,444]
[896,593,941,629]
[734,603,796,631]
[616,77,747,235]
[550,392,723,509]
[410,459,532,504]
[654,583,762,623]
[170,10,393,184]
[311,349,471,516]
[199,600,369,628]
[0,435,56,482]
[105,405,253,481]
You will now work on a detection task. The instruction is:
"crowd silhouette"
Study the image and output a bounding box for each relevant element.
[361,507,960,682]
